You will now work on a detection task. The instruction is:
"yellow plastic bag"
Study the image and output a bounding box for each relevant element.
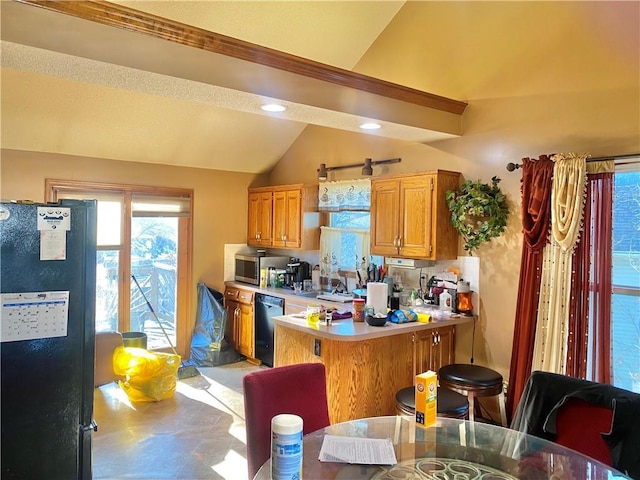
[112,346,180,402]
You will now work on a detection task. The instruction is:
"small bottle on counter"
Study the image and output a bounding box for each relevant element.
[439,290,452,312]
[352,298,365,322]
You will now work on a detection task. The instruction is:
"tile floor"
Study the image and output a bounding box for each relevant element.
[93,361,265,479]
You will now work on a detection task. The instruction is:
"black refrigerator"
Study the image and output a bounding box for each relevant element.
[1,200,97,479]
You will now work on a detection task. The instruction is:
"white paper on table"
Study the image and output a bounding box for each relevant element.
[318,435,397,465]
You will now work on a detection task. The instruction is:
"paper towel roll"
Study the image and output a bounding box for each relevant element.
[366,282,388,315]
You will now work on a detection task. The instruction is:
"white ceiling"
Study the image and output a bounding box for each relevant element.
[1,1,462,174]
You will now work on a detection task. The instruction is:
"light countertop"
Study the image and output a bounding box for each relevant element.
[272,312,473,341]
[224,281,358,308]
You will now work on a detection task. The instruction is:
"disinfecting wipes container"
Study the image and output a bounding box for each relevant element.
[271,414,303,480]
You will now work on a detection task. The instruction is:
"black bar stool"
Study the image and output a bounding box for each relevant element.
[438,363,507,426]
[395,386,469,419]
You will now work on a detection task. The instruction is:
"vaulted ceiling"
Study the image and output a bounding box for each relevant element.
[4,1,636,176]
[1,0,468,174]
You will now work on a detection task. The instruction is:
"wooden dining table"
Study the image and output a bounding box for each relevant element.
[254,415,631,480]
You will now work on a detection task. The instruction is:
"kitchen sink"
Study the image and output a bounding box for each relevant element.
[316,293,354,303]
[292,291,322,298]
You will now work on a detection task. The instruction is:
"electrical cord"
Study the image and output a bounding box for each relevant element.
[470,314,476,364]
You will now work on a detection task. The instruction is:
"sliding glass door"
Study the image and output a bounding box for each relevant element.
[47,180,193,355]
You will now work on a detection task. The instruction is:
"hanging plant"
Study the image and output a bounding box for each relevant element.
[446,176,509,255]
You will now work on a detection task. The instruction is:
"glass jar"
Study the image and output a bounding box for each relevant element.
[306,304,320,325]
[352,299,365,322]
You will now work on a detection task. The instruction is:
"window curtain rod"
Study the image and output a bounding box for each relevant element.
[506,153,639,172]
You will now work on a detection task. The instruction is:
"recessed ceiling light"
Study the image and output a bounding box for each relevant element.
[261,103,287,112]
[359,122,381,130]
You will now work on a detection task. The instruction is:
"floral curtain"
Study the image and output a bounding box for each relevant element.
[532,153,588,373]
[319,226,370,280]
[318,178,371,211]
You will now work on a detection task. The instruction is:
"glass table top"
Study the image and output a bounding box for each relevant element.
[255,416,630,480]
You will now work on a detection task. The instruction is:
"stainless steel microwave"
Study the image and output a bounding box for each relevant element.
[234,254,289,285]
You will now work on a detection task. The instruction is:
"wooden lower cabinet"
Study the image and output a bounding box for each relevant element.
[224,287,255,360]
[223,288,239,348]
[274,325,414,424]
[237,302,254,359]
[274,323,457,423]
[413,325,455,375]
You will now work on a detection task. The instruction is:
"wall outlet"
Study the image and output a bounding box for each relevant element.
[314,338,321,356]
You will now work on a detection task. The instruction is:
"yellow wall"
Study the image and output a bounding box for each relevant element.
[1,1,638,382]
[269,1,640,380]
[0,149,266,343]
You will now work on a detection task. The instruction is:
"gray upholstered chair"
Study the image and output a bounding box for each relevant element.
[94,331,123,387]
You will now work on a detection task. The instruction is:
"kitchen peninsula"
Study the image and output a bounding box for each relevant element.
[273,311,473,424]
[223,281,473,423]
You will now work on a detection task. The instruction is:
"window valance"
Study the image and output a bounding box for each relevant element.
[318,178,371,211]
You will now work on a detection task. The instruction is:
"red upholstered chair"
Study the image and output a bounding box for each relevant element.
[511,371,640,479]
[552,397,613,466]
[242,363,330,480]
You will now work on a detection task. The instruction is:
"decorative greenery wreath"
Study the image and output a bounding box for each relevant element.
[446,176,509,255]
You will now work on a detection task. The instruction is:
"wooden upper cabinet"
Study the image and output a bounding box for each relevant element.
[273,189,300,248]
[247,189,273,247]
[371,170,460,260]
[370,180,401,255]
[248,184,319,250]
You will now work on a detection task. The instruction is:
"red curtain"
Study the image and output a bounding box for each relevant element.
[566,172,613,382]
[506,155,554,421]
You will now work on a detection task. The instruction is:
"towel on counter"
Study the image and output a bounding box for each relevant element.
[387,309,417,324]
[332,310,352,320]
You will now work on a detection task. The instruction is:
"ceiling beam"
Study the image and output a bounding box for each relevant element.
[16,0,467,115]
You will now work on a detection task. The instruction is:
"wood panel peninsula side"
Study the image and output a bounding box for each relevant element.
[272,314,473,424]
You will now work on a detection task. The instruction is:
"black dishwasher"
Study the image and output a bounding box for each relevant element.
[254,294,285,367]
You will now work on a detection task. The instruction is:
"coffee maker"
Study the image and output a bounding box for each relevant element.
[284,258,311,288]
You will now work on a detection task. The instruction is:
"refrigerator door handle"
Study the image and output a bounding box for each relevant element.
[83,421,98,433]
